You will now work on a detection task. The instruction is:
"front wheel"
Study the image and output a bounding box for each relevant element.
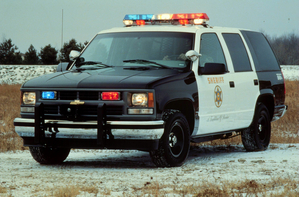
[241,103,271,151]
[150,110,190,167]
[29,146,71,164]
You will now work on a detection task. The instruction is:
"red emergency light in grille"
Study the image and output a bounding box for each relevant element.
[101,92,120,100]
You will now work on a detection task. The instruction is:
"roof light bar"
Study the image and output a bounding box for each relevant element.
[123,13,209,27]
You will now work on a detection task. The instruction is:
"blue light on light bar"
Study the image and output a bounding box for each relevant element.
[123,14,153,20]
[42,91,57,100]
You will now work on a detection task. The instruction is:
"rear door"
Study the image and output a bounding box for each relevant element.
[222,33,260,129]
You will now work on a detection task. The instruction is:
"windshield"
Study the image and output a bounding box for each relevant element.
[73,32,194,69]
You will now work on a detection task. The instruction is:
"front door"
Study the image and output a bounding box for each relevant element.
[194,32,237,135]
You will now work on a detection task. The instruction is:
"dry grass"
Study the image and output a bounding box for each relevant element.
[79,185,99,195]
[0,84,24,152]
[271,80,299,143]
[0,185,7,194]
[51,185,80,197]
[129,177,299,196]
[0,81,298,152]
[45,185,99,197]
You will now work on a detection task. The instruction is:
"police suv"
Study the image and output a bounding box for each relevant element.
[14,13,287,167]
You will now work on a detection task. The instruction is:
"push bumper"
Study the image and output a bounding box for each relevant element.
[14,118,164,140]
[14,118,164,151]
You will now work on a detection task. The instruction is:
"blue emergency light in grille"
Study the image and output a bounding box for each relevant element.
[41,91,57,99]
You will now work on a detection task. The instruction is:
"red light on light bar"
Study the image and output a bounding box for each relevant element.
[172,13,209,20]
[102,92,120,100]
[136,20,145,25]
[179,19,189,25]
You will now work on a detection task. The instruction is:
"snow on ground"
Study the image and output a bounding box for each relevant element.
[0,144,298,196]
[0,65,298,84]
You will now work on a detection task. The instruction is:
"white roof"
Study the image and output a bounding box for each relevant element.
[97,25,253,34]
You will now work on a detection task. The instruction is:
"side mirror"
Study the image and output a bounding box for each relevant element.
[69,50,80,61]
[202,63,226,75]
[56,62,69,72]
[185,50,201,61]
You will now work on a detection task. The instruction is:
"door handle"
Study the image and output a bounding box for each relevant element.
[229,81,235,88]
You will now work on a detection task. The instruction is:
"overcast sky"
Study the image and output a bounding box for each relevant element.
[1,0,298,53]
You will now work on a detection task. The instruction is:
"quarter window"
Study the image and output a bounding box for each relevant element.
[222,33,252,72]
[241,31,280,71]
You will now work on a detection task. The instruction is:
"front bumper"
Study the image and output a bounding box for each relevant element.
[14,118,164,140]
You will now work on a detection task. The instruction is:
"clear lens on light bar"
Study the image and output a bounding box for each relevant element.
[42,91,57,99]
[152,14,173,20]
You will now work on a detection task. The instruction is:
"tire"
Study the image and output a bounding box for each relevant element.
[241,103,271,151]
[29,146,70,164]
[150,110,190,167]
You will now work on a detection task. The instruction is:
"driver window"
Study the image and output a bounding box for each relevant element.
[199,33,226,69]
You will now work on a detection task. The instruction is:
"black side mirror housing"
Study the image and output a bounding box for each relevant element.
[201,63,226,75]
[56,62,70,72]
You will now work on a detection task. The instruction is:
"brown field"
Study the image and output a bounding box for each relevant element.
[0,81,298,152]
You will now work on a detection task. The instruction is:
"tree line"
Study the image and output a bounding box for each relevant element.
[0,33,298,65]
[0,39,87,65]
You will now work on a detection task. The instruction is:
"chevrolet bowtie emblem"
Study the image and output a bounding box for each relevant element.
[70,100,85,105]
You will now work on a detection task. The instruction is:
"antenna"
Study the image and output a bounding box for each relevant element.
[60,9,64,62]
[61,9,63,50]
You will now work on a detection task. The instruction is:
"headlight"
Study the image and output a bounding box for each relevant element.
[132,93,148,106]
[128,92,154,114]
[23,92,36,105]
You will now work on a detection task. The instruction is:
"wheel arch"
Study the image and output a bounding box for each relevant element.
[163,99,195,135]
[256,92,275,121]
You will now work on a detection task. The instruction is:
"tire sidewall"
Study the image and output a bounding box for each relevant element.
[252,104,271,150]
[161,112,190,166]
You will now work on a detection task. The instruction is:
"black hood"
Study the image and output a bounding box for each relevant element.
[22,67,182,89]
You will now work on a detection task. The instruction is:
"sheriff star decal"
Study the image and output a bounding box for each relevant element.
[214,85,223,108]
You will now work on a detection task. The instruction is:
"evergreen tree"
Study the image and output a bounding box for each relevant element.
[59,39,86,62]
[39,44,58,65]
[0,38,22,64]
[24,45,39,65]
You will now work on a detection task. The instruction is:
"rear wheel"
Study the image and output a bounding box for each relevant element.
[241,103,271,151]
[150,110,190,167]
[29,146,70,164]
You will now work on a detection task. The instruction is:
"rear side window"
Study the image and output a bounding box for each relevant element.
[241,31,280,71]
[222,33,252,72]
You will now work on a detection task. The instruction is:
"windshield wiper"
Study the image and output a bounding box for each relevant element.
[76,61,113,68]
[123,59,170,69]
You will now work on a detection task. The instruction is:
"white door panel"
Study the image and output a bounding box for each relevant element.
[196,73,236,135]
[231,72,260,128]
